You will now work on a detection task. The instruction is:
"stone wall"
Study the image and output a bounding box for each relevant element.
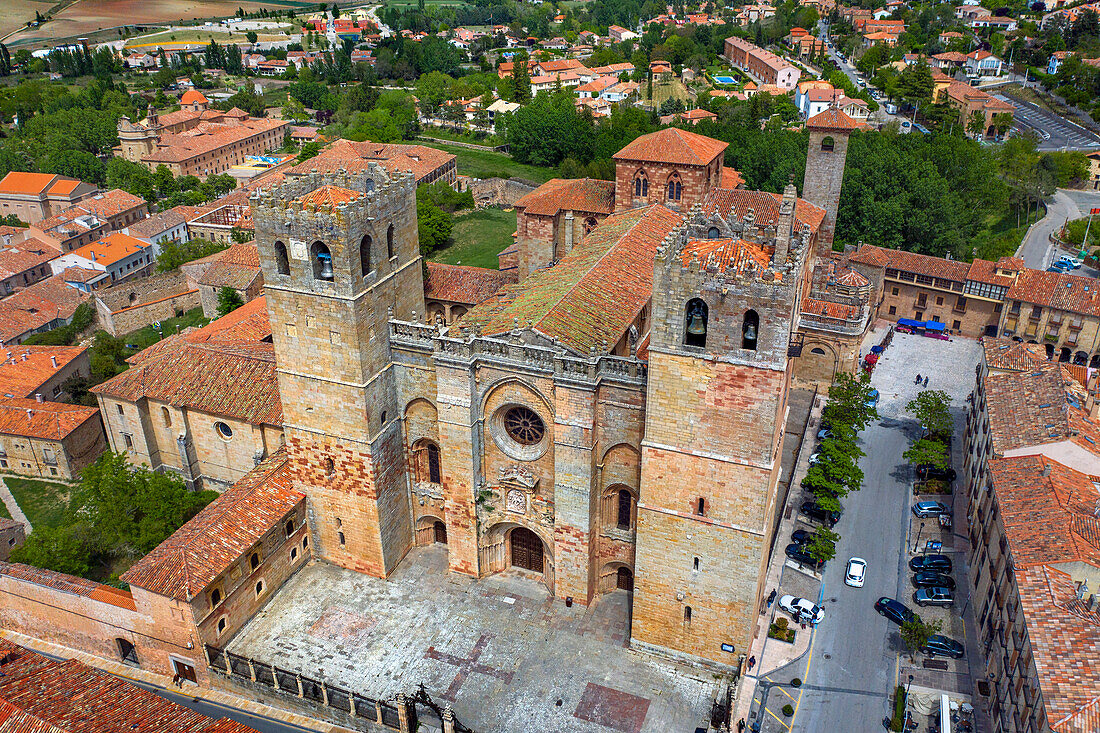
[801,129,849,255]
[95,271,200,336]
[0,413,106,481]
[468,177,538,208]
[877,280,1000,338]
[614,157,721,214]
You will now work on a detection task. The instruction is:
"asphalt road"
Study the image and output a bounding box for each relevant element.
[790,408,913,732]
[1018,188,1100,277]
[994,92,1100,151]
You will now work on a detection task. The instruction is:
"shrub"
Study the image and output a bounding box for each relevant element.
[775,616,788,629]
[890,685,906,732]
[782,704,794,717]
[791,678,802,687]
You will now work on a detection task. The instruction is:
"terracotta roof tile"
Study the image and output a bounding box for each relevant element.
[460,205,682,354]
[806,108,862,131]
[0,275,88,343]
[1008,269,1100,317]
[680,237,775,277]
[126,209,187,239]
[0,345,87,399]
[287,139,455,184]
[294,184,361,209]
[612,128,728,166]
[0,398,99,441]
[0,239,55,280]
[983,360,1100,455]
[145,117,290,164]
[720,166,744,188]
[848,244,971,282]
[514,178,615,217]
[67,232,151,267]
[424,263,517,306]
[0,652,259,732]
[120,449,302,601]
[702,188,826,238]
[180,90,208,105]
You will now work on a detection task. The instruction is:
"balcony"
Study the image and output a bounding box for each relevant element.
[1069,319,1083,331]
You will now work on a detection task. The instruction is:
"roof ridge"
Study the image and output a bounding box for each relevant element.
[532,205,670,344]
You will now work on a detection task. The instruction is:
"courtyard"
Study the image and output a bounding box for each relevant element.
[227,546,717,733]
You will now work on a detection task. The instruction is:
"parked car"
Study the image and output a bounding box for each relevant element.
[785,543,824,568]
[915,464,956,482]
[865,389,880,410]
[778,595,825,625]
[885,102,898,114]
[1048,265,1067,273]
[922,634,965,659]
[912,501,949,519]
[845,557,867,588]
[874,597,918,625]
[791,529,813,545]
[1058,256,1083,269]
[911,571,956,590]
[800,500,842,528]
[914,587,954,607]
[909,554,953,573]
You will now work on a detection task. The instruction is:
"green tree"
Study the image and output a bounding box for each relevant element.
[416,70,453,116]
[229,225,253,243]
[217,287,245,316]
[900,618,942,660]
[967,110,986,138]
[896,61,934,107]
[9,525,92,577]
[417,196,453,255]
[903,437,949,471]
[281,96,309,122]
[807,527,839,562]
[511,52,531,104]
[821,371,878,432]
[905,390,953,437]
[991,111,1013,139]
[246,30,258,44]
[157,238,229,272]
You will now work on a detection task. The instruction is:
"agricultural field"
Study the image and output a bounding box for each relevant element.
[124,24,296,51]
[5,0,314,48]
[0,0,56,39]
[383,0,467,10]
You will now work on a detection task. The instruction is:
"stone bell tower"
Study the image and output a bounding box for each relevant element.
[251,167,425,578]
[632,199,810,668]
[801,107,857,256]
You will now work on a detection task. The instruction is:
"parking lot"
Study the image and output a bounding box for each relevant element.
[995,91,1100,151]
[747,328,983,733]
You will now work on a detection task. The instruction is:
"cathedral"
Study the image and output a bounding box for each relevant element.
[242,113,858,669]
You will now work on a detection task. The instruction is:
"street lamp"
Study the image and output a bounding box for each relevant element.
[904,674,914,730]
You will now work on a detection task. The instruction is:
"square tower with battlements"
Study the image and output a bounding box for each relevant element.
[251,167,425,578]
[632,187,813,668]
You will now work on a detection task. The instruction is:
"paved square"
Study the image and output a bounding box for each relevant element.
[573,683,650,733]
[228,547,715,733]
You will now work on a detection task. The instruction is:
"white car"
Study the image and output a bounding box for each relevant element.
[845,557,867,588]
[778,594,825,625]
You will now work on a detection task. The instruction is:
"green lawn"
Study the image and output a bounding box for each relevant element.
[0,500,10,521]
[431,208,517,269]
[123,307,210,352]
[4,477,71,529]
[969,209,1037,261]
[418,141,557,184]
[420,128,505,147]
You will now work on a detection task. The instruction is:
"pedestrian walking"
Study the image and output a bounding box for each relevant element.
[923,376,929,387]
[738,719,746,732]
[915,373,922,384]
[766,589,777,608]
[748,655,756,672]
[172,672,182,688]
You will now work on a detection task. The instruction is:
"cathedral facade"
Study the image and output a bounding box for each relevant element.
[248,121,854,668]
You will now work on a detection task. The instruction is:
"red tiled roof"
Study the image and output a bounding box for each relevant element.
[459,205,683,354]
[1008,269,1100,317]
[982,336,1046,372]
[287,139,455,184]
[720,166,744,189]
[0,651,259,732]
[681,237,775,277]
[295,184,361,209]
[180,89,208,105]
[0,275,88,343]
[46,180,80,196]
[984,360,1100,455]
[1016,565,1100,733]
[848,244,972,282]
[0,239,55,280]
[612,128,728,166]
[424,263,517,306]
[0,398,99,441]
[145,117,290,164]
[806,108,862,131]
[197,242,262,290]
[702,188,826,238]
[67,232,150,267]
[514,178,615,217]
[0,345,86,399]
[120,449,302,601]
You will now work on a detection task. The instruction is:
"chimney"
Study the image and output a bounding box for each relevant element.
[24,409,32,420]
[20,354,26,362]
[1090,594,1098,612]
[34,393,43,403]
[50,356,57,368]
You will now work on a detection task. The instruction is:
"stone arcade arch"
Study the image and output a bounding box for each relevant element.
[480,520,555,591]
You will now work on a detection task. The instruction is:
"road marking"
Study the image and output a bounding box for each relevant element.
[776,685,797,702]
[766,705,793,730]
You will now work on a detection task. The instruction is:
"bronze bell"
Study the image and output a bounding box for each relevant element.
[687,311,707,336]
[318,253,334,280]
[744,322,757,341]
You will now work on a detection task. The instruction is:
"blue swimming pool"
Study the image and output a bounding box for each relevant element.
[714,75,736,84]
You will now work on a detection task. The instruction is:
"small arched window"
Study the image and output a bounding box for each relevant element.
[161,407,171,426]
[821,135,835,151]
[380,410,388,426]
[617,489,632,529]
[684,606,692,624]
[634,171,648,198]
[742,309,759,351]
[684,298,708,348]
[364,178,375,193]
[360,234,372,276]
[810,347,826,355]
[210,588,222,607]
[427,443,441,484]
[311,242,333,281]
[249,552,260,570]
[274,241,290,275]
[707,226,721,239]
[583,217,598,235]
[386,224,395,260]
[324,457,335,476]
[667,174,682,202]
